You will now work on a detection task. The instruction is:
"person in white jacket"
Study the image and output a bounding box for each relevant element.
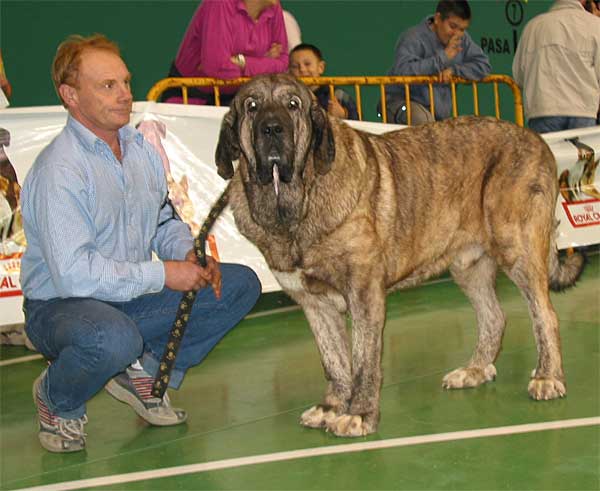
[283,9,302,52]
[512,0,600,133]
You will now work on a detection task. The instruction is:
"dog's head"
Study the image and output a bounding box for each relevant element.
[215,73,335,185]
[215,74,335,230]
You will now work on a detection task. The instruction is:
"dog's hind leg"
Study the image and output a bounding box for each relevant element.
[443,252,505,390]
[297,293,353,430]
[504,254,566,400]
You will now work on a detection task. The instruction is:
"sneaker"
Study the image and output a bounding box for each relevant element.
[105,366,187,426]
[33,370,87,453]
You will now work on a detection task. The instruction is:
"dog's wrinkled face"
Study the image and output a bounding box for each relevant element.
[215,74,335,229]
[247,84,300,190]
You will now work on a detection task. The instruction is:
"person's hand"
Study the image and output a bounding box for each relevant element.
[444,33,463,60]
[438,68,453,83]
[163,260,207,292]
[230,54,245,69]
[185,249,222,299]
[327,97,347,118]
[163,251,222,298]
[266,43,282,59]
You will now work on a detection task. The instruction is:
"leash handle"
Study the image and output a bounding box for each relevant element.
[152,187,229,399]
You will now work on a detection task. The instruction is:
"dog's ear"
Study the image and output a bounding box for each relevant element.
[310,102,335,175]
[215,109,240,180]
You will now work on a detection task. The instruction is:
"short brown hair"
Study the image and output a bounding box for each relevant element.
[52,34,121,106]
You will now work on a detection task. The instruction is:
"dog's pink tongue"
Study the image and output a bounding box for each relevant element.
[273,164,280,196]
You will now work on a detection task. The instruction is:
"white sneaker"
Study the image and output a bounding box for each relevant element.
[33,370,87,453]
[105,367,187,426]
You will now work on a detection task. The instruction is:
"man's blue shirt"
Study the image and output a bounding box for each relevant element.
[20,116,194,301]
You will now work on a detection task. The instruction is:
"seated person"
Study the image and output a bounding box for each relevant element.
[283,9,302,52]
[381,0,491,124]
[162,0,288,105]
[289,43,358,120]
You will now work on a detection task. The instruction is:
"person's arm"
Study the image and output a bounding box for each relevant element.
[327,96,347,118]
[152,197,196,260]
[195,2,245,79]
[145,146,222,297]
[390,32,450,77]
[27,165,164,301]
[243,5,289,76]
[512,47,524,88]
[198,3,288,79]
[511,26,529,88]
[334,89,359,120]
[450,32,492,80]
[182,249,222,299]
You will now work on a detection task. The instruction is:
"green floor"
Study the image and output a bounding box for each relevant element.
[1,255,598,490]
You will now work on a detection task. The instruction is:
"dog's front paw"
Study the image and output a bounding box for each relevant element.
[528,377,566,400]
[300,405,338,429]
[326,414,375,437]
[442,364,497,389]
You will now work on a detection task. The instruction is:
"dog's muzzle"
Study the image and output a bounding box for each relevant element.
[254,110,295,194]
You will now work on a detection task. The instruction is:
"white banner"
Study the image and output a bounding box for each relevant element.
[1,103,599,326]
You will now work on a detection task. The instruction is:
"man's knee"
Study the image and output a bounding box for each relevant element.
[380,97,405,123]
[381,98,434,125]
[213,264,261,319]
[93,317,143,370]
[222,263,261,305]
[396,102,434,125]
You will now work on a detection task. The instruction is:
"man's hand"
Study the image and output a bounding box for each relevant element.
[444,33,463,60]
[266,43,282,59]
[327,97,347,118]
[439,68,453,83]
[163,250,222,299]
[185,249,222,299]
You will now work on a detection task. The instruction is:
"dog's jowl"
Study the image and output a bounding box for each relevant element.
[215,73,585,437]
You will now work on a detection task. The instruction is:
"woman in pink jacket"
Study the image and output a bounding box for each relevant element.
[163,0,289,105]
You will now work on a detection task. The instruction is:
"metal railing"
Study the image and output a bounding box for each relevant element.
[147,74,524,127]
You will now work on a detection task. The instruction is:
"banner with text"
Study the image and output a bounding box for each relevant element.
[1,103,599,326]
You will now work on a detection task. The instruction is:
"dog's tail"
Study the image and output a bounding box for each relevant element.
[548,246,586,292]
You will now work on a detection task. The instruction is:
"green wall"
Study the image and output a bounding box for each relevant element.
[1,0,552,122]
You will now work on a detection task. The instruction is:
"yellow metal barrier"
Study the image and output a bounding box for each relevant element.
[147,74,524,127]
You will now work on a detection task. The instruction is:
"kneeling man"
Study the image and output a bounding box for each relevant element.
[20,34,261,453]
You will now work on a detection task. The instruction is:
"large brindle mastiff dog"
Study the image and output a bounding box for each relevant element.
[215,74,585,437]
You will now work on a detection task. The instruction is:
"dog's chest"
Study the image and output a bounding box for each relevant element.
[273,269,305,294]
[273,269,348,312]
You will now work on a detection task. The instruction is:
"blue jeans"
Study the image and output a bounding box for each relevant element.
[24,263,261,419]
[528,116,597,134]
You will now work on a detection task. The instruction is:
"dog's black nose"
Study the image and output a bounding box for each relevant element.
[260,119,284,137]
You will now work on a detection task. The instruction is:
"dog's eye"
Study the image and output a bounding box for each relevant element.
[288,97,301,110]
[246,99,258,113]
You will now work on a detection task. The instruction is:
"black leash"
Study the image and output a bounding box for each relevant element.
[152,187,230,399]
